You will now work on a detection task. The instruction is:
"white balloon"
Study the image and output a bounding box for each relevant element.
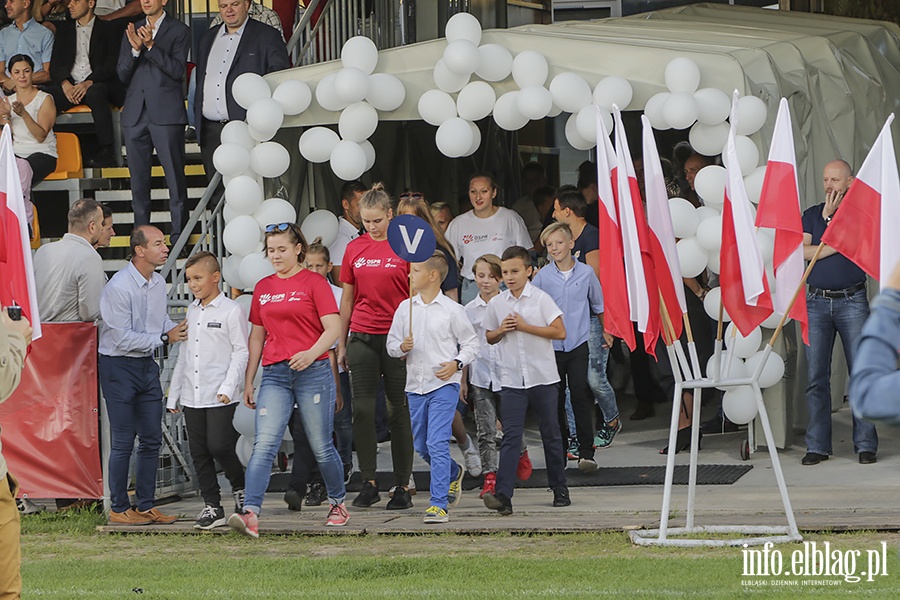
[223,215,262,256]
[575,105,611,144]
[366,73,406,111]
[744,166,767,204]
[248,125,274,143]
[246,98,283,141]
[456,81,496,122]
[418,89,457,126]
[676,237,707,278]
[315,73,349,112]
[669,197,700,239]
[694,88,731,125]
[233,403,256,437]
[329,140,367,180]
[665,57,702,95]
[223,203,238,224]
[443,39,480,76]
[333,67,370,104]
[299,127,340,163]
[516,85,552,120]
[253,198,296,229]
[463,121,481,157]
[234,292,253,319]
[745,350,785,388]
[512,51,548,88]
[338,101,378,142]
[707,353,747,385]
[220,120,255,150]
[695,205,720,222]
[435,117,474,158]
[695,214,722,252]
[272,79,312,116]
[722,386,758,425]
[734,135,759,176]
[225,175,263,215]
[239,252,276,289]
[644,92,671,130]
[694,165,727,206]
[222,254,247,290]
[301,210,340,247]
[341,36,378,75]
[663,92,700,130]
[213,143,250,177]
[250,142,290,179]
[725,323,763,359]
[736,95,767,136]
[235,434,254,467]
[475,44,512,82]
[703,287,730,322]
[547,104,562,118]
[593,76,633,111]
[493,91,528,132]
[549,73,592,114]
[445,11,482,45]
[233,72,271,110]
[360,139,376,171]
[565,112,594,150]
[433,59,469,93]
[689,122,729,157]
[706,249,721,274]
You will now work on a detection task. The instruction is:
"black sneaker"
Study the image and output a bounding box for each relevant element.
[194,505,226,530]
[552,487,571,507]
[283,488,304,511]
[495,493,513,516]
[233,489,245,514]
[305,482,327,506]
[344,464,353,484]
[352,480,381,508]
[386,486,413,510]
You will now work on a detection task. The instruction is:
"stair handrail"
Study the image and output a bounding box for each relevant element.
[286,0,331,61]
[160,170,222,290]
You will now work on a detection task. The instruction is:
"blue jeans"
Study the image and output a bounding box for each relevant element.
[408,384,461,510]
[805,289,878,455]
[588,316,619,423]
[461,278,478,305]
[244,359,345,514]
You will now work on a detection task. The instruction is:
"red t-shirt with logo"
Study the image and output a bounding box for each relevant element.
[340,234,409,335]
[250,269,339,366]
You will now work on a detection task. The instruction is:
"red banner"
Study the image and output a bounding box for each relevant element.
[0,322,102,498]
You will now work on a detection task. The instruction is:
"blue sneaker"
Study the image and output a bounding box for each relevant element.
[594,419,622,449]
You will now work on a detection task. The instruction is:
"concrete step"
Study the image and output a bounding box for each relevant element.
[99,163,207,179]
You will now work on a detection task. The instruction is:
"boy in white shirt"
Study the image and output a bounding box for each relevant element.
[387,252,479,523]
[482,246,569,515]
[167,252,250,529]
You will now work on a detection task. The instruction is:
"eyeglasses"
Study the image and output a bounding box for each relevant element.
[399,192,424,201]
[265,222,292,233]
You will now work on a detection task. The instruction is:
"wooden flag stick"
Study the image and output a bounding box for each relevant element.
[682,311,695,345]
[716,296,725,342]
[768,242,825,347]
[408,277,413,337]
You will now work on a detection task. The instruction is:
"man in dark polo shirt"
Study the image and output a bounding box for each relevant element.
[800,159,878,466]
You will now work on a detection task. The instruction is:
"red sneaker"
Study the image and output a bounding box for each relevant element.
[480,472,497,499]
[228,510,259,538]
[326,503,350,527]
[517,449,533,481]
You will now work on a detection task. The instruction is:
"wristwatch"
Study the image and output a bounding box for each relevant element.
[454,359,463,371]
[160,333,169,344]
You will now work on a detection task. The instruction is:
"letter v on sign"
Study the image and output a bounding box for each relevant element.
[387,214,437,262]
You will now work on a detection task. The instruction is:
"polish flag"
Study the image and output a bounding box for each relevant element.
[0,126,40,339]
[754,98,808,344]
[595,108,635,350]
[641,114,685,342]
[719,92,772,336]
[821,113,900,282]
[613,107,660,356]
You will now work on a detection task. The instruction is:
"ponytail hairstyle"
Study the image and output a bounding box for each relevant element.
[306,236,331,263]
[359,182,393,214]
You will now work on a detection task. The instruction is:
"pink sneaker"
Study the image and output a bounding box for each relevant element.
[517,450,533,481]
[326,503,350,527]
[228,510,259,538]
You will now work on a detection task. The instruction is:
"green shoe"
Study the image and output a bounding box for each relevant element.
[594,419,622,449]
[448,462,465,507]
[424,505,449,523]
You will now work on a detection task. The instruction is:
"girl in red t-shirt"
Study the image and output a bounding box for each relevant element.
[338,183,414,510]
[228,223,349,536]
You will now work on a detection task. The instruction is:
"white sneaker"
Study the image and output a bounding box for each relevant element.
[461,435,483,478]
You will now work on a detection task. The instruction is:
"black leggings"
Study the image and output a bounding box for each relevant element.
[22,152,57,187]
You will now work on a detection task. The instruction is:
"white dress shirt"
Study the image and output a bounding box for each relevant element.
[71,17,94,83]
[167,294,249,410]
[464,294,501,392]
[386,292,479,395]
[328,217,361,268]
[483,282,563,389]
[201,20,247,121]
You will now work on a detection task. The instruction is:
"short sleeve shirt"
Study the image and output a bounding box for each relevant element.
[802,203,866,290]
[340,234,409,334]
[445,207,532,280]
[0,19,54,73]
[572,223,600,265]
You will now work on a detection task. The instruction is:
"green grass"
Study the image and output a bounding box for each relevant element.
[18,512,900,599]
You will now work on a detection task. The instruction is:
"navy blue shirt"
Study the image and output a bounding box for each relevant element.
[439,245,459,294]
[573,223,600,265]
[802,203,867,290]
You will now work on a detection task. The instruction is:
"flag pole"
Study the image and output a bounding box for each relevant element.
[768,242,825,347]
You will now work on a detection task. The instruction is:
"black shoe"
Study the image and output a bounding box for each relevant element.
[233,488,245,514]
[86,147,116,168]
[801,452,828,466]
[552,487,571,507]
[352,480,381,508]
[858,451,877,465]
[700,416,740,435]
[343,464,353,485]
[193,505,226,530]
[493,493,513,516]
[630,402,655,421]
[660,428,701,455]
[283,488,304,511]
[185,125,197,142]
[305,482,327,507]
[386,486,413,510]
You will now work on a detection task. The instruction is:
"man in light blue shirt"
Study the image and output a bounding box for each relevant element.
[0,0,54,92]
[99,225,187,525]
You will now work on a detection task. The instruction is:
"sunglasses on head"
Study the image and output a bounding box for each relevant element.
[399,192,424,201]
[265,222,293,233]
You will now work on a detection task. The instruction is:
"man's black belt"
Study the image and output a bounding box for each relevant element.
[809,282,866,299]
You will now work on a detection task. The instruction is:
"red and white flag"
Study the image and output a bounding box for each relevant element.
[642,114,685,342]
[755,98,808,344]
[719,91,772,336]
[821,113,900,282]
[594,108,635,350]
[0,126,40,340]
[613,107,660,356]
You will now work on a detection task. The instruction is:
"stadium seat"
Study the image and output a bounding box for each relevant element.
[45,132,84,180]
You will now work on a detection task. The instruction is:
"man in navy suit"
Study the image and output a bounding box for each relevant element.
[117,0,190,244]
[194,0,289,182]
